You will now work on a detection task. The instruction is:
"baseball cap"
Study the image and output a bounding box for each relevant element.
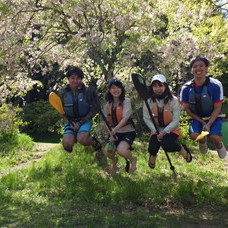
[108,78,123,88]
[151,74,166,84]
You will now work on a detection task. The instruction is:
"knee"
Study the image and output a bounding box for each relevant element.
[189,133,198,141]
[209,135,221,144]
[77,137,90,146]
[62,140,74,152]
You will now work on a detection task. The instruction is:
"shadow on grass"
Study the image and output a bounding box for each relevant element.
[0,148,227,227]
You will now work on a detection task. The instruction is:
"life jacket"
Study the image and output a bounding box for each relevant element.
[151,103,173,127]
[188,77,214,116]
[63,87,90,119]
[107,103,133,127]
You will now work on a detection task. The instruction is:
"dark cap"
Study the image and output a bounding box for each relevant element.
[66,66,84,79]
[108,78,123,88]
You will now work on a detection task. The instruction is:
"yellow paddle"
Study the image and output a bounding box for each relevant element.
[202,114,226,120]
[194,131,210,142]
[49,92,74,125]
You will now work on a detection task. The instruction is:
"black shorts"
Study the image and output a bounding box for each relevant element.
[114,131,136,149]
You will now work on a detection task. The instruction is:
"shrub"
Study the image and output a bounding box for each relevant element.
[0,105,23,134]
[22,100,62,134]
[0,105,33,154]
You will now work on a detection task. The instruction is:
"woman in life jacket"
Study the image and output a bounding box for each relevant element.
[143,74,192,169]
[103,79,137,174]
[180,56,226,159]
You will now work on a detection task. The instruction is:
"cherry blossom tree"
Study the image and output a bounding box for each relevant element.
[0,0,227,103]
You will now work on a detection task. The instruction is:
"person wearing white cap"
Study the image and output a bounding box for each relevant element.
[143,74,192,168]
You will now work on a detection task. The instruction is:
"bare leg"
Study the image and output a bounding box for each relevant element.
[62,133,77,152]
[116,141,137,173]
[103,144,118,173]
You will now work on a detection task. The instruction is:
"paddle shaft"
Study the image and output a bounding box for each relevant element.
[144,98,175,172]
[132,74,175,173]
[94,96,118,140]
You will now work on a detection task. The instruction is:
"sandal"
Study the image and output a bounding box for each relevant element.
[148,155,157,169]
[180,144,192,163]
[125,159,130,173]
[129,157,137,173]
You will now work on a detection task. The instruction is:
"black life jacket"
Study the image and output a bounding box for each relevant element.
[188,77,214,116]
[63,85,90,119]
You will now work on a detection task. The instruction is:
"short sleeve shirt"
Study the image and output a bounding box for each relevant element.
[180,77,223,104]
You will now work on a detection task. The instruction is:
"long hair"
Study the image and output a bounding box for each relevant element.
[105,82,125,105]
[149,81,173,104]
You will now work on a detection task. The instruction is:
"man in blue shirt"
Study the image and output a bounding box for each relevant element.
[180,56,226,159]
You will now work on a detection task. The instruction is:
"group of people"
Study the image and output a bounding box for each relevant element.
[57,56,227,174]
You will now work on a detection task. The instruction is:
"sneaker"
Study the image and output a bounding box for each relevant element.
[199,138,208,154]
[216,143,227,159]
[129,157,137,173]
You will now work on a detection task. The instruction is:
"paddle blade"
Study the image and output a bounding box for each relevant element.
[131,73,148,100]
[49,92,65,115]
[194,131,209,141]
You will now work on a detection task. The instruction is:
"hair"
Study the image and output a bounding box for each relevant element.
[105,80,125,105]
[190,56,210,69]
[149,80,173,103]
[65,66,84,79]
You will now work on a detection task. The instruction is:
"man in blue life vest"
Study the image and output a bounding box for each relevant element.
[58,66,102,155]
[180,56,227,159]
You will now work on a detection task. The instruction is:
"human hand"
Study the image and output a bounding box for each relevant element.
[110,135,118,141]
[202,123,210,132]
[110,127,117,136]
[71,122,80,131]
[157,131,166,142]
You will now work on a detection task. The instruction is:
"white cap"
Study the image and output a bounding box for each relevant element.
[151,74,166,84]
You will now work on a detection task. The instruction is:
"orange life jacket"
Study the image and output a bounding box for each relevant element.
[107,103,135,128]
[107,104,124,127]
[151,104,173,127]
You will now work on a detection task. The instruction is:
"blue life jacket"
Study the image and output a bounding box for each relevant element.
[188,77,214,117]
[63,87,90,119]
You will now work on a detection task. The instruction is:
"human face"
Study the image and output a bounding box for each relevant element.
[152,82,166,95]
[191,60,208,79]
[68,74,82,90]
[109,84,122,99]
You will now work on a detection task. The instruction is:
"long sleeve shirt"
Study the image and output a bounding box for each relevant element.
[143,96,181,134]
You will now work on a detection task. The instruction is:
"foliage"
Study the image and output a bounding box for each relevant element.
[0,0,228,103]
[0,142,227,227]
[22,100,63,134]
[0,105,24,134]
[0,133,34,155]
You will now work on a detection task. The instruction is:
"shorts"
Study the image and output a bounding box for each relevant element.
[189,118,223,136]
[114,131,136,149]
[64,121,92,135]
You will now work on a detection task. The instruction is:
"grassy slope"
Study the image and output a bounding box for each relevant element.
[0,141,227,227]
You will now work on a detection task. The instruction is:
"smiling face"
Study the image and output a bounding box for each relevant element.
[151,81,166,95]
[191,60,208,80]
[68,73,82,90]
[109,84,122,99]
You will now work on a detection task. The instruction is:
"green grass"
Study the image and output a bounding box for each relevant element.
[0,141,227,227]
[0,133,35,172]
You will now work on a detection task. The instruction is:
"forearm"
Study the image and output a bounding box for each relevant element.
[207,104,222,127]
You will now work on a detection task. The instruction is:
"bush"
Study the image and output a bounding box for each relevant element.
[0,105,33,154]
[0,105,23,134]
[0,132,33,154]
[22,100,63,134]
